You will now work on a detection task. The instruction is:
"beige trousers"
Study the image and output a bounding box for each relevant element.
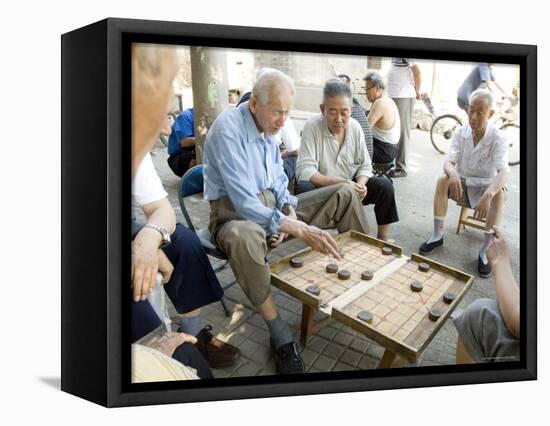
[209,183,369,307]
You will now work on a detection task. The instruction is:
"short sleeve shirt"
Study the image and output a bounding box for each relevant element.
[132,153,168,206]
[168,108,194,156]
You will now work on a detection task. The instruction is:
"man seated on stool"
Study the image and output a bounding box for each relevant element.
[419,88,509,278]
[203,69,370,375]
[364,72,400,164]
[454,226,519,363]
[294,79,398,241]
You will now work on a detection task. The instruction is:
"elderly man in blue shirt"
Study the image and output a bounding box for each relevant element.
[204,68,369,374]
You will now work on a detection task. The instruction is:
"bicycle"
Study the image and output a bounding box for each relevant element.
[428,96,519,166]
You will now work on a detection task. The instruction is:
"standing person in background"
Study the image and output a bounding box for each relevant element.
[386,58,422,178]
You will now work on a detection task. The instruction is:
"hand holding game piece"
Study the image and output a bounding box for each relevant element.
[267,234,280,248]
[486,226,511,267]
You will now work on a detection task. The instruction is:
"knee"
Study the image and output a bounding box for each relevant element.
[225,221,267,255]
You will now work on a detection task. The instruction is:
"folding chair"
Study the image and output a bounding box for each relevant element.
[372,160,395,183]
[178,165,234,317]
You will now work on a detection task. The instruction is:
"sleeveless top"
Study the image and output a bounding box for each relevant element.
[371,99,401,144]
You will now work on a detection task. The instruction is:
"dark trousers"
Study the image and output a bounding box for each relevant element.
[131,224,224,342]
[167,148,195,177]
[372,138,398,164]
[295,177,398,226]
[172,343,213,379]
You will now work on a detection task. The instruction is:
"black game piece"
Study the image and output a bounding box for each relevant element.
[443,292,456,304]
[357,310,373,323]
[306,284,320,296]
[326,263,339,273]
[290,257,304,268]
[382,246,393,256]
[418,262,431,272]
[429,308,442,321]
[361,271,374,280]
[410,281,423,292]
[338,269,351,280]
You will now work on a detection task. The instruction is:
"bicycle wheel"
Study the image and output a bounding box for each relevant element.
[430,114,462,155]
[500,122,520,166]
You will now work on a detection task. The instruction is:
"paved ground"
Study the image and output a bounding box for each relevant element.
[136,126,520,378]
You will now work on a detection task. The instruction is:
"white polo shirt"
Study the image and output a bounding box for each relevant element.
[448,124,509,206]
[132,153,168,206]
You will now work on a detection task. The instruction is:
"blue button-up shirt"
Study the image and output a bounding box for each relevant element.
[203,102,298,235]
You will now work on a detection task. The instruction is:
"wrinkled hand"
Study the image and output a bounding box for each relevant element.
[486,226,511,267]
[448,172,463,202]
[271,205,297,248]
[474,193,492,221]
[298,224,342,259]
[349,180,368,201]
[131,230,161,302]
[157,250,174,284]
[147,332,197,357]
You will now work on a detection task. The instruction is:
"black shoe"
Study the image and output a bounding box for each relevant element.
[419,237,444,254]
[478,256,492,278]
[271,341,305,375]
[388,169,407,178]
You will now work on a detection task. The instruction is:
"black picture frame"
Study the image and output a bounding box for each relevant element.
[61,17,537,407]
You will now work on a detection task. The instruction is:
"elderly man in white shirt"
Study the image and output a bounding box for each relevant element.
[419,89,509,278]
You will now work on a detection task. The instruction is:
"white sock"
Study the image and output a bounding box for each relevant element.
[427,216,445,244]
[479,232,493,264]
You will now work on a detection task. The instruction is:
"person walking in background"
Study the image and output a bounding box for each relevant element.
[386,58,421,178]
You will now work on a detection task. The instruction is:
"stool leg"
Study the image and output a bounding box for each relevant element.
[456,206,468,234]
[220,297,231,317]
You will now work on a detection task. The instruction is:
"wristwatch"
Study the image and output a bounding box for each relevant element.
[144,224,171,248]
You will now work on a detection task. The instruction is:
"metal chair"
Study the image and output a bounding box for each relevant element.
[178,165,234,316]
[372,160,395,183]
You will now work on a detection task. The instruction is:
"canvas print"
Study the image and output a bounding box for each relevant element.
[130,42,520,383]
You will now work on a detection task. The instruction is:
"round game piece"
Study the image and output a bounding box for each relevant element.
[338,269,351,280]
[361,270,374,281]
[357,310,373,323]
[443,292,456,304]
[418,262,431,272]
[410,281,423,292]
[326,263,339,273]
[290,257,304,268]
[306,284,321,296]
[382,246,393,256]
[429,308,442,322]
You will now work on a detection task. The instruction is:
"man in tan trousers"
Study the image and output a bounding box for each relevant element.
[203,68,369,374]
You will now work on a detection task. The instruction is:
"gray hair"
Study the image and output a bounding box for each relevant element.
[322,78,352,104]
[252,68,295,105]
[363,71,385,90]
[469,88,496,110]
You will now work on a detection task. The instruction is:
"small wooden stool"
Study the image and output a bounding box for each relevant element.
[456,206,487,234]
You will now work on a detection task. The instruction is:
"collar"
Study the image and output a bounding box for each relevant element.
[319,114,352,143]
[464,124,494,148]
[238,101,275,145]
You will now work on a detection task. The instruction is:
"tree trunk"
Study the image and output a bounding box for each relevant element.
[190,47,229,164]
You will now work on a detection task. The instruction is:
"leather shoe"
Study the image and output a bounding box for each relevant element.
[419,237,444,254]
[182,325,240,368]
[272,341,305,375]
[477,256,492,278]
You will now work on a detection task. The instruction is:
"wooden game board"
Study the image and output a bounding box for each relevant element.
[270,231,474,368]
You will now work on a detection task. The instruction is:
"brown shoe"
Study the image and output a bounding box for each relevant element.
[194,325,240,368]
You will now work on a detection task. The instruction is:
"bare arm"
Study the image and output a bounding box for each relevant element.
[180,136,196,148]
[367,99,384,128]
[132,198,177,302]
[486,227,520,338]
[309,172,347,188]
[411,64,422,99]
[474,168,509,220]
[487,80,511,98]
